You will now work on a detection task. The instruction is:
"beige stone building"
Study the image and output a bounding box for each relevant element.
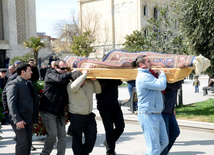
[0,0,54,68]
[0,0,37,67]
[79,0,177,57]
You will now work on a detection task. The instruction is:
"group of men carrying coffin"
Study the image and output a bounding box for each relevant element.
[3,53,189,155]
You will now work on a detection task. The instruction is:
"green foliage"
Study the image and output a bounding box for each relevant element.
[175,98,214,123]
[70,31,96,57]
[123,4,188,55]
[33,81,43,94]
[176,0,214,74]
[123,30,147,52]
[23,36,45,67]
[11,52,34,65]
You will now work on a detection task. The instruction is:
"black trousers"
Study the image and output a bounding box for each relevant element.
[68,112,97,155]
[97,102,125,154]
[11,122,33,155]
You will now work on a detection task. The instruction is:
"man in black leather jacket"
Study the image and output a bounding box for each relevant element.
[40,60,72,155]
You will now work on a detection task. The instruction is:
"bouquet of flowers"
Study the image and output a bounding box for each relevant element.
[33,108,69,136]
[33,115,47,136]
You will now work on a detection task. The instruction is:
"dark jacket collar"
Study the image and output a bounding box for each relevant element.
[17,76,28,83]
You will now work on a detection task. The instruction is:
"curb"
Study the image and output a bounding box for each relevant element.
[96,114,214,132]
[177,119,214,132]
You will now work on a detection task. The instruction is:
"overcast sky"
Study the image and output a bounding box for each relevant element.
[36,0,78,38]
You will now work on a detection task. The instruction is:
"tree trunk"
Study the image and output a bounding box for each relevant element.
[34,50,38,67]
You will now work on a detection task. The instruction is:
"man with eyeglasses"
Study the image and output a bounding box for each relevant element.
[39,60,72,155]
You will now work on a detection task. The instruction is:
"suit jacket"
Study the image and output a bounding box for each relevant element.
[30,66,39,83]
[6,76,39,124]
[2,72,17,111]
[0,76,8,90]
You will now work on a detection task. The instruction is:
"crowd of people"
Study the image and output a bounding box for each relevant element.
[0,58,125,155]
[0,54,205,155]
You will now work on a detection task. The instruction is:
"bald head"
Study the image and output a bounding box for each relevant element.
[9,65,16,74]
[51,61,56,68]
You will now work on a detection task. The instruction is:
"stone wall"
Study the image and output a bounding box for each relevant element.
[79,0,176,57]
[0,1,4,40]
[0,0,38,60]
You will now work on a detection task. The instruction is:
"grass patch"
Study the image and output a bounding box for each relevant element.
[175,98,214,123]
[119,82,128,87]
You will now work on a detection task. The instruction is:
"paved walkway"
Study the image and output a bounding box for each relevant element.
[0,75,214,154]
[116,76,214,131]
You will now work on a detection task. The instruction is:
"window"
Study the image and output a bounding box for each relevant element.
[164,11,168,19]
[144,5,148,16]
[154,7,159,20]
[144,28,148,37]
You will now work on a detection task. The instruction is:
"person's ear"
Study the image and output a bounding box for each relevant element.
[139,63,145,68]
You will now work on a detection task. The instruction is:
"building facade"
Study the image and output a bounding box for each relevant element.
[79,0,176,58]
[0,0,36,67]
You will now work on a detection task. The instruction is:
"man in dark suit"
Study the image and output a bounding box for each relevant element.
[40,65,47,81]
[0,68,8,90]
[0,68,9,125]
[28,59,39,83]
[6,63,39,155]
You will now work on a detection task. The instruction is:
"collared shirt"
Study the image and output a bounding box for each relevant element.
[136,68,167,114]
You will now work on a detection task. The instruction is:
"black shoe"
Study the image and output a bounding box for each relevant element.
[31,145,36,151]
[67,131,72,136]
[106,151,116,155]
[103,140,107,147]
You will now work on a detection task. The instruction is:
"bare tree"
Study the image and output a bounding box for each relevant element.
[81,9,101,41]
[54,11,79,40]
[53,10,101,53]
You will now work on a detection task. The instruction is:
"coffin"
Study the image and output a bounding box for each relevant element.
[65,50,210,83]
[74,67,194,83]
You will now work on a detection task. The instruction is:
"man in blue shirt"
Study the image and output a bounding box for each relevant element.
[132,55,168,155]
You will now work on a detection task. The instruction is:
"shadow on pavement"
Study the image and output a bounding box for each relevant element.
[175,140,214,146]
[169,151,205,155]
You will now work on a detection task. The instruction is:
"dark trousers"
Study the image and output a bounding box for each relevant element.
[161,112,180,155]
[127,82,137,109]
[68,112,97,155]
[97,102,125,154]
[203,86,214,95]
[11,122,33,155]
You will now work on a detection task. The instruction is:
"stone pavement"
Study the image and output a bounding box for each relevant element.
[0,75,214,154]
[116,75,214,131]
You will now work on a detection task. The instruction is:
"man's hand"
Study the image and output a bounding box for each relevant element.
[154,70,165,75]
[16,120,26,129]
[173,110,176,117]
[159,70,165,74]
[82,70,89,74]
[90,78,97,81]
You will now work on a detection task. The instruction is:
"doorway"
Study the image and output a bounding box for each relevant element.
[0,50,5,68]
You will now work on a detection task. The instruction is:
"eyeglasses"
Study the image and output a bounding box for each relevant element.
[29,62,34,63]
[59,67,68,70]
